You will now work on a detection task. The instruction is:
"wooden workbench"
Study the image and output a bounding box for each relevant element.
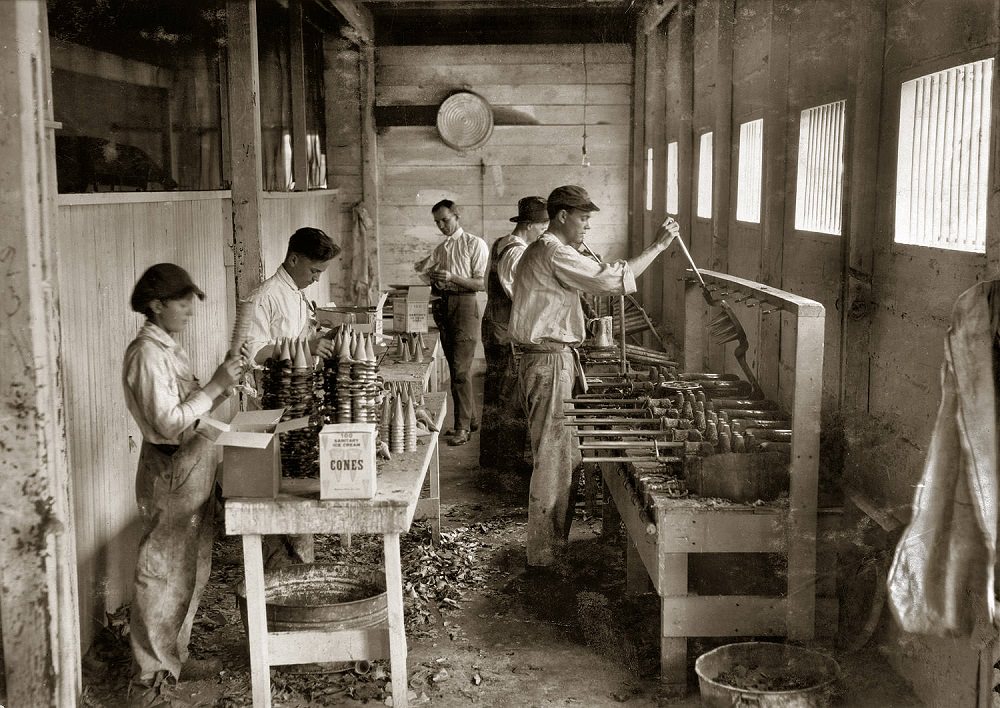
[225,392,447,708]
[380,330,448,395]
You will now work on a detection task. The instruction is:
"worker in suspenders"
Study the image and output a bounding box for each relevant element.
[480,196,549,475]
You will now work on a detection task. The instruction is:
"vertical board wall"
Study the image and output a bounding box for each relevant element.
[259,190,345,305]
[375,43,633,288]
[55,192,231,647]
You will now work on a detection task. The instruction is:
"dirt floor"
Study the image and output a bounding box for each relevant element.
[80,379,924,707]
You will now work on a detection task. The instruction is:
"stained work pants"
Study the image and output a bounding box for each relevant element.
[434,292,480,432]
[130,434,216,681]
[518,349,582,566]
[479,342,528,471]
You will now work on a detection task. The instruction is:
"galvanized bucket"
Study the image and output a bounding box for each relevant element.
[235,563,387,673]
[696,642,840,707]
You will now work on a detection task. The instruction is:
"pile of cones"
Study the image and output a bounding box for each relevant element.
[261,337,322,478]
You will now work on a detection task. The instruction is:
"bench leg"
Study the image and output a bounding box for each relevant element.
[429,441,441,543]
[242,533,271,708]
[384,533,408,707]
[659,552,688,699]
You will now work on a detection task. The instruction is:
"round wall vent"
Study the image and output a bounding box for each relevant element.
[436,91,494,151]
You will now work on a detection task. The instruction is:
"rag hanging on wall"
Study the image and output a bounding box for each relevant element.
[436,91,494,151]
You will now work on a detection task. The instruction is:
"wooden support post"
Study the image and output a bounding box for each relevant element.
[676,0,695,368]
[289,0,309,192]
[989,55,1000,278]
[643,21,668,335]
[840,0,885,415]
[758,0,791,397]
[629,30,649,257]
[659,553,688,697]
[360,41,382,298]
[226,0,266,300]
[0,3,81,704]
[786,314,823,640]
[712,0,735,273]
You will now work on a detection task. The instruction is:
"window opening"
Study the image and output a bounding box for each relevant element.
[736,118,763,223]
[794,100,846,235]
[697,131,713,219]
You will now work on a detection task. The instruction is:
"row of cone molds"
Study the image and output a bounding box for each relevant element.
[272,336,314,368]
[386,391,418,454]
[329,325,378,363]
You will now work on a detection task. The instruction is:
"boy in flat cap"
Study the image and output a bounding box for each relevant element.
[480,196,549,473]
[123,263,242,702]
[508,186,679,568]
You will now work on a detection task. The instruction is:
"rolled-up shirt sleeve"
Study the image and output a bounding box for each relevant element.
[470,238,489,279]
[550,244,637,295]
[124,345,213,442]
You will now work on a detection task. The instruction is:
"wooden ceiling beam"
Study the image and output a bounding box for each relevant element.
[365,0,629,9]
[323,0,374,43]
[641,0,678,34]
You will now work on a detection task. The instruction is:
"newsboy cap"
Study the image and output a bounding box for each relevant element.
[546,185,600,212]
[130,263,205,313]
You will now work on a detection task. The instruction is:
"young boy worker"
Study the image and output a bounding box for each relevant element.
[123,264,242,703]
[508,185,679,568]
[245,226,341,568]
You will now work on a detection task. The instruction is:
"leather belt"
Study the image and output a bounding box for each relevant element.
[517,342,574,353]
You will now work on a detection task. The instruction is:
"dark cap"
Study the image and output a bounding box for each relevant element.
[547,185,600,213]
[509,196,549,223]
[130,263,205,313]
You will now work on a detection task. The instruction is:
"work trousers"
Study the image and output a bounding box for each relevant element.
[480,341,527,471]
[518,350,583,566]
[434,293,480,432]
[131,434,216,681]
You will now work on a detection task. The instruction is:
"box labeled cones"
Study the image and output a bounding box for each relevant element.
[319,422,377,499]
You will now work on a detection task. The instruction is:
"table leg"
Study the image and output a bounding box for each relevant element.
[384,533,408,708]
[242,533,271,708]
[660,552,688,699]
[429,438,441,543]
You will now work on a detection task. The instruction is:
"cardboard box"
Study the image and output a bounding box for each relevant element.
[392,285,431,333]
[317,293,389,337]
[319,423,377,499]
[213,409,309,498]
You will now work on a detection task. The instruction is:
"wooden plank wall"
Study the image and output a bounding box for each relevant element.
[55,192,232,647]
[375,43,633,290]
[259,190,346,305]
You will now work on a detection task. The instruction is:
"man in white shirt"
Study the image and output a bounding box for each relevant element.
[414,200,489,447]
[246,227,340,365]
[247,227,340,568]
[480,196,548,472]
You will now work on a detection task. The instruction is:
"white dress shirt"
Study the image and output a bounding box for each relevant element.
[123,322,214,445]
[245,265,322,362]
[492,232,529,298]
[427,228,489,291]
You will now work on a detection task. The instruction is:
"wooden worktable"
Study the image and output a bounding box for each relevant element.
[380,329,448,394]
[225,392,447,708]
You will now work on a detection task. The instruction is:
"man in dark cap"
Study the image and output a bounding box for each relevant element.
[508,185,679,568]
[480,196,549,473]
[122,264,242,701]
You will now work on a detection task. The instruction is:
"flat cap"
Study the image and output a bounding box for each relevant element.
[547,185,600,212]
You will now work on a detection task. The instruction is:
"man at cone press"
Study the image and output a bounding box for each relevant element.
[480,196,549,474]
[508,185,679,568]
[245,226,341,568]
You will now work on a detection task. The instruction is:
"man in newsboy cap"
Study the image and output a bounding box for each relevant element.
[508,185,680,569]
